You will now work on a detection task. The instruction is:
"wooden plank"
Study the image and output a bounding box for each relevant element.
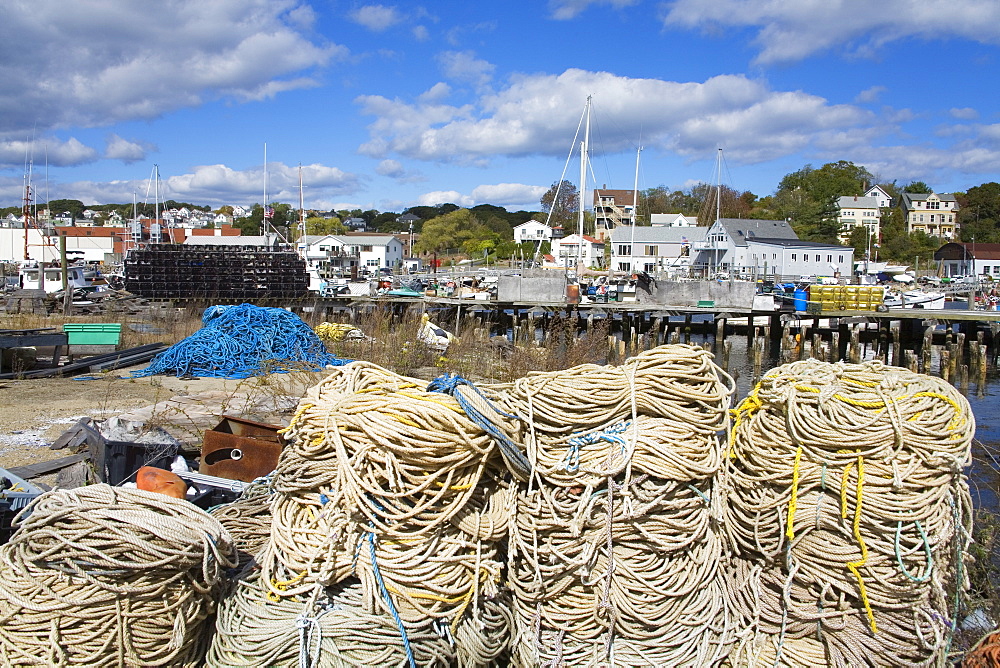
[50,418,94,450]
[8,454,87,480]
[0,334,68,348]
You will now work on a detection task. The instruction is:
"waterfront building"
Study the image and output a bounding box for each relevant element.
[900,192,959,239]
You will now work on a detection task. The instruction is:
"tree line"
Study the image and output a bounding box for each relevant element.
[5,161,1000,264]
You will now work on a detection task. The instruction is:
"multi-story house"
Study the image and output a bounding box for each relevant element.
[592,188,636,242]
[552,234,604,268]
[609,226,706,275]
[836,195,881,244]
[900,192,958,239]
[513,220,554,250]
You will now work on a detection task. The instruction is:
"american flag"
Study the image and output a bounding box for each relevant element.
[264,206,274,219]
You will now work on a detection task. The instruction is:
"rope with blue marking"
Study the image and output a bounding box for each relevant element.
[427,372,532,481]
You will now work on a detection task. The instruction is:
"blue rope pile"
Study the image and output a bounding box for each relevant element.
[131,303,350,379]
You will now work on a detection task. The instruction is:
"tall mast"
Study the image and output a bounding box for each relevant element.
[262,143,268,238]
[576,95,591,272]
[715,148,722,225]
[629,145,641,274]
[298,163,306,256]
[154,164,160,244]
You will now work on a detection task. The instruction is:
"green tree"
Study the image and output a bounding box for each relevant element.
[903,181,933,194]
[44,199,85,220]
[413,209,493,255]
[305,216,346,236]
[958,182,1000,243]
[540,180,579,229]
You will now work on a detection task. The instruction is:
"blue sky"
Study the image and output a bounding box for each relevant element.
[2,0,1000,214]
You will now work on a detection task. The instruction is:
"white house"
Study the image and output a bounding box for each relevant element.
[513,220,554,247]
[693,218,798,275]
[745,239,855,281]
[865,185,893,209]
[650,213,698,228]
[296,233,404,282]
[608,226,707,275]
[551,234,604,268]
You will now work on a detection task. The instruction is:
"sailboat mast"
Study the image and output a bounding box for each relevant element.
[629,146,641,274]
[576,95,591,272]
[716,148,722,225]
[262,143,268,238]
[154,164,160,244]
[298,164,306,256]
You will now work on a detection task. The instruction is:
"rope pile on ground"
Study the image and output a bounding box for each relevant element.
[314,322,366,343]
[723,359,974,667]
[207,360,513,667]
[481,344,741,666]
[133,303,350,378]
[0,484,235,666]
[210,478,276,570]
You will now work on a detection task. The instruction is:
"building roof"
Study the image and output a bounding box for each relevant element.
[935,242,1000,261]
[332,234,400,246]
[183,235,276,246]
[593,189,636,206]
[609,226,707,244]
[746,237,854,251]
[837,196,880,209]
[713,218,798,246]
[900,192,958,207]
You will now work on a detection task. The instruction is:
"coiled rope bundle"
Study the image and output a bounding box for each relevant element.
[723,359,974,667]
[483,345,741,667]
[133,303,349,378]
[208,361,513,666]
[210,478,276,570]
[0,484,236,667]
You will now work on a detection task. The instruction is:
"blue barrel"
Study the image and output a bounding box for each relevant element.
[793,288,808,312]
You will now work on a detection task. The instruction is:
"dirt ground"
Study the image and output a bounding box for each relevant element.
[0,363,321,477]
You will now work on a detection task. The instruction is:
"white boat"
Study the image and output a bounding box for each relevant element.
[18,263,111,294]
[884,289,945,309]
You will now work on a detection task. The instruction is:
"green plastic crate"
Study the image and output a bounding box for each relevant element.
[63,323,121,346]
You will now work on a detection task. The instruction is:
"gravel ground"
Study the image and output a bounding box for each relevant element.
[0,365,316,474]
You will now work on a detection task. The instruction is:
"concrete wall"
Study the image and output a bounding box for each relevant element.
[636,279,756,308]
[498,275,567,302]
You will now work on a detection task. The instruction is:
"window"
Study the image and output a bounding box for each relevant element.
[618,262,631,272]
[994,266,1000,274]
[838,255,844,263]
[826,255,832,263]
[362,245,373,252]
[815,254,821,262]
[644,245,658,256]
[927,200,940,210]
[791,254,797,261]
[919,215,924,222]
[618,244,631,256]
[366,259,379,267]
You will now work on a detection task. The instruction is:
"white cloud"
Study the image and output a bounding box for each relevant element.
[437,51,495,90]
[855,86,887,104]
[349,5,404,31]
[105,135,153,163]
[0,136,99,168]
[549,0,640,20]
[471,183,548,209]
[662,0,1000,64]
[12,161,363,209]
[0,0,346,135]
[951,107,980,120]
[356,69,872,165]
[413,25,430,41]
[418,190,474,207]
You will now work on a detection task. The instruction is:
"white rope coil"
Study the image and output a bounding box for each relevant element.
[0,484,235,667]
[724,359,974,667]
[209,360,513,666]
[492,344,738,667]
